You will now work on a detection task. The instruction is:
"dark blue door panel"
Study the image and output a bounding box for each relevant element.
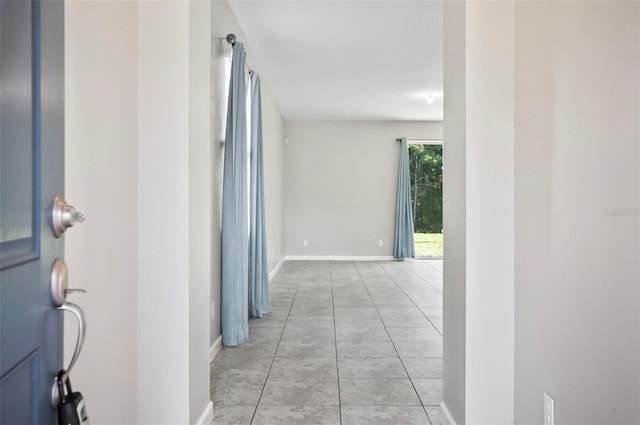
[1,1,64,424]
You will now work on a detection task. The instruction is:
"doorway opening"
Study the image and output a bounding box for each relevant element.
[408,140,443,258]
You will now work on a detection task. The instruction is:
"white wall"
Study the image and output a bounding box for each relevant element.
[444,2,640,424]
[64,2,138,423]
[442,1,466,422]
[210,0,286,347]
[283,121,442,257]
[262,89,285,273]
[136,3,190,422]
[465,2,515,424]
[188,0,213,423]
[66,2,212,424]
[137,1,212,423]
[513,3,640,424]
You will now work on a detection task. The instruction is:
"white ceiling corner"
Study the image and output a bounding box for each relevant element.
[227,0,443,122]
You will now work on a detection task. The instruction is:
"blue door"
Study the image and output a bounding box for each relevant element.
[0,0,65,424]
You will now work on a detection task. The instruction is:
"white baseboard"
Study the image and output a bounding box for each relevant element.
[283,255,396,261]
[195,400,213,425]
[440,401,458,425]
[209,335,222,363]
[269,257,284,281]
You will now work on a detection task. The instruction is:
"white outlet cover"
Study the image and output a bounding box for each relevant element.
[544,392,555,425]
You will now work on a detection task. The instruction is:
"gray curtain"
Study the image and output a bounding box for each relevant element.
[393,137,415,259]
[248,73,272,318]
[221,43,249,346]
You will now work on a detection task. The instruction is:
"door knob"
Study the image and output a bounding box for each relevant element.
[52,196,85,237]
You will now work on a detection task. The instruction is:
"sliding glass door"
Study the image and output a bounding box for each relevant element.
[408,142,443,257]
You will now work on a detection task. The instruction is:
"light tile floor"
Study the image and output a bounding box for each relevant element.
[211,260,444,425]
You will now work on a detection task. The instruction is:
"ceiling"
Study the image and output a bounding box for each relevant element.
[227,0,443,122]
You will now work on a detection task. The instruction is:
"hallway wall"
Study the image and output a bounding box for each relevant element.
[443,2,640,424]
[464,3,516,423]
[65,1,213,423]
[65,2,138,422]
[513,3,640,424]
[136,2,214,422]
[187,1,214,422]
[442,1,466,423]
[210,0,286,348]
[283,121,442,258]
[262,86,286,273]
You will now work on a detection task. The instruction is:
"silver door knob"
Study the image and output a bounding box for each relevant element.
[52,195,85,237]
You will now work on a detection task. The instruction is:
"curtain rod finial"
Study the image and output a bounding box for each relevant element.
[226,33,236,46]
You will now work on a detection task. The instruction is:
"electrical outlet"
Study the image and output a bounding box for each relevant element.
[378,240,384,247]
[303,240,308,247]
[544,393,555,425]
[211,301,215,320]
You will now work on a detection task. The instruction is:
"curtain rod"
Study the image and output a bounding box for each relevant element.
[220,33,255,74]
[395,138,442,142]
[221,33,236,46]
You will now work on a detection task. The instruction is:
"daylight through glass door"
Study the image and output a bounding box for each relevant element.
[408,142,443,257]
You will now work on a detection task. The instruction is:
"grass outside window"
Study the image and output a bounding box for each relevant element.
[414,232,443,257]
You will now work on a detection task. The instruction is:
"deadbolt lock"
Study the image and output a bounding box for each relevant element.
[52,196,85,238]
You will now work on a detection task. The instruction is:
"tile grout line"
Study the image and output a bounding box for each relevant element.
[212,260,441,424]
[380,261,444,419]
[401,261,444,422]
[330,260,343,425]
[379,263,443,338]
[403,260,443,294]
[355,261,434,424]
[248,260,308,425]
